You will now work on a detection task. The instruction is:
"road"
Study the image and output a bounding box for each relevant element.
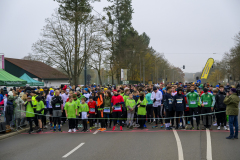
[0,122,239,160]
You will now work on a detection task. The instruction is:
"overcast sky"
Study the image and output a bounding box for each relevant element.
[0,0,240,73]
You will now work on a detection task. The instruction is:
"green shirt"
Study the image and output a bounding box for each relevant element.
[73,99,81,109]
[200,93,215,107]
[79,103,89,112]
[126,98,136,110]
[25,101,35,117]
[36,101,45,115]
[32,95,38,108]
[186,92,199,108]
[123,95,129,103]
[137,98,147,115]
[64,101,78,119]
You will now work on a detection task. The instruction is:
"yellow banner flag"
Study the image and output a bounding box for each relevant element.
[201,58,214,79]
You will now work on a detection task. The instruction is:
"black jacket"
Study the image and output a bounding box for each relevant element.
[215,91,226,109]
[51,96,63,110]
[163,93,174,111]
[173,94,186,111]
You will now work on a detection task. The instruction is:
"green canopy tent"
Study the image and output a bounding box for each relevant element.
[0,69,27,86]
[19,73,44,86]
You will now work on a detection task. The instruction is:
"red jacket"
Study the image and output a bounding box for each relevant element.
[111,95,124,112]
[88,101,96,114]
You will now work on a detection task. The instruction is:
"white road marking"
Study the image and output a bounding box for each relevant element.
[206,129,212,160]
[173,129,184,160]
[93,130,99,134]
[62,143,85,158]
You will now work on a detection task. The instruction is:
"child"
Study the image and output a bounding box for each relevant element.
[88,96,97,130]
[79,97,89,132]
[25,96,35,134]
[36,96,45,133]
[73,94,81,130]
[126,93,136,129]
[137,92,147,129]
[64,95,78,132]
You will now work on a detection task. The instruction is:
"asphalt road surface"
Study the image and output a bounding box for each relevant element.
[0,122,239,160]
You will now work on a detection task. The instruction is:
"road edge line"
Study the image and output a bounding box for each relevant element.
[206,129,212,160]
[173,129,184,160]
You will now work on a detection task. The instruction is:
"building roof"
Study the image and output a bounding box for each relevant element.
[5,58,68,80]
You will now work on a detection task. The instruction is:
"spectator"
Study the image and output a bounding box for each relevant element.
[224,88,240,139]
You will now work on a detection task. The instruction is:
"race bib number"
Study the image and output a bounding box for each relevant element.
[190,101,196,104]
[168,99,173,104]
[55,103,60,108]
[90,108,95,112]
[104,107,110,113]
[177,99,182,103]
[114,105,121,111]
[203,101,208,105]
[186,105,189,108]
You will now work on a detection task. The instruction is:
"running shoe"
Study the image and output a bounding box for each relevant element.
[101,128,106,132]
[58,128,62,132]
[120,126,123,131]
[68,129,72,133]
[112,126,116,131]
[217,126,221,130]
[152,125,158,128]
[73,128,77,132]
[89,127,93,130]
[144,124,147,128]
[224,126,227,130]
[97,128,102,131]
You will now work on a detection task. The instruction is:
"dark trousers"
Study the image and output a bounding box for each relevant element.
[89,114,95,127]
[83,119,88,130]
[104,113,112,128]
[68,119,75,129]
[138,115,146,128]
[62,109,67,122]
[27,117,33,131]
[33,109,38,127]
[175,111,183,126]
[42,109,47,126]
[229,115,238,137]
[202,107,212,127]
[113,112,122,126]
[147,104,153,122]
[153,106,160,125]
[189,108,200,127]
[216,108,226,126]
[165,110,175,125]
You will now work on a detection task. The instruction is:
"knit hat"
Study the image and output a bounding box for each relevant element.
[153,86,157,91]
[104,88,108,91]
[66,89,69,93]
[84,88,88,92]
[204,88,208,93]
[230,88,237,93]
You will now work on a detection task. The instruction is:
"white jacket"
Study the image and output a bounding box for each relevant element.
[151,91,163,107]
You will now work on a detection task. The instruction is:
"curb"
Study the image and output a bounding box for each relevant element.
[0,127,29,141]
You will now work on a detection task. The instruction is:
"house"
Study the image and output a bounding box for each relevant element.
[5,58,69,88]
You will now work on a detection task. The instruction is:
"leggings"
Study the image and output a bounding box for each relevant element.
[113,112,122,126]
[68,119,75,129]
[98,111,105,128]
[147,104,153,122]
[175,111,185,126]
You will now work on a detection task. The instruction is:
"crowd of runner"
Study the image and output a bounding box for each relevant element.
[0,82,238,139]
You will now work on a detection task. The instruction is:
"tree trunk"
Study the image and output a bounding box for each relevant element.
[73,3,78,86]
[98,70,102,85]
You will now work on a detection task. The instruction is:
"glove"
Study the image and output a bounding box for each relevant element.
[153,99,156,103]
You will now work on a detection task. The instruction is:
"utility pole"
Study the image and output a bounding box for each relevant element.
[143,58,145,84]
[84,25,87,86]
[139,55,141,83]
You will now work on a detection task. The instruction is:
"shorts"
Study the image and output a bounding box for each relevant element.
[48,108,53,115]
[53,110,62,117]
[37,115,42,119]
